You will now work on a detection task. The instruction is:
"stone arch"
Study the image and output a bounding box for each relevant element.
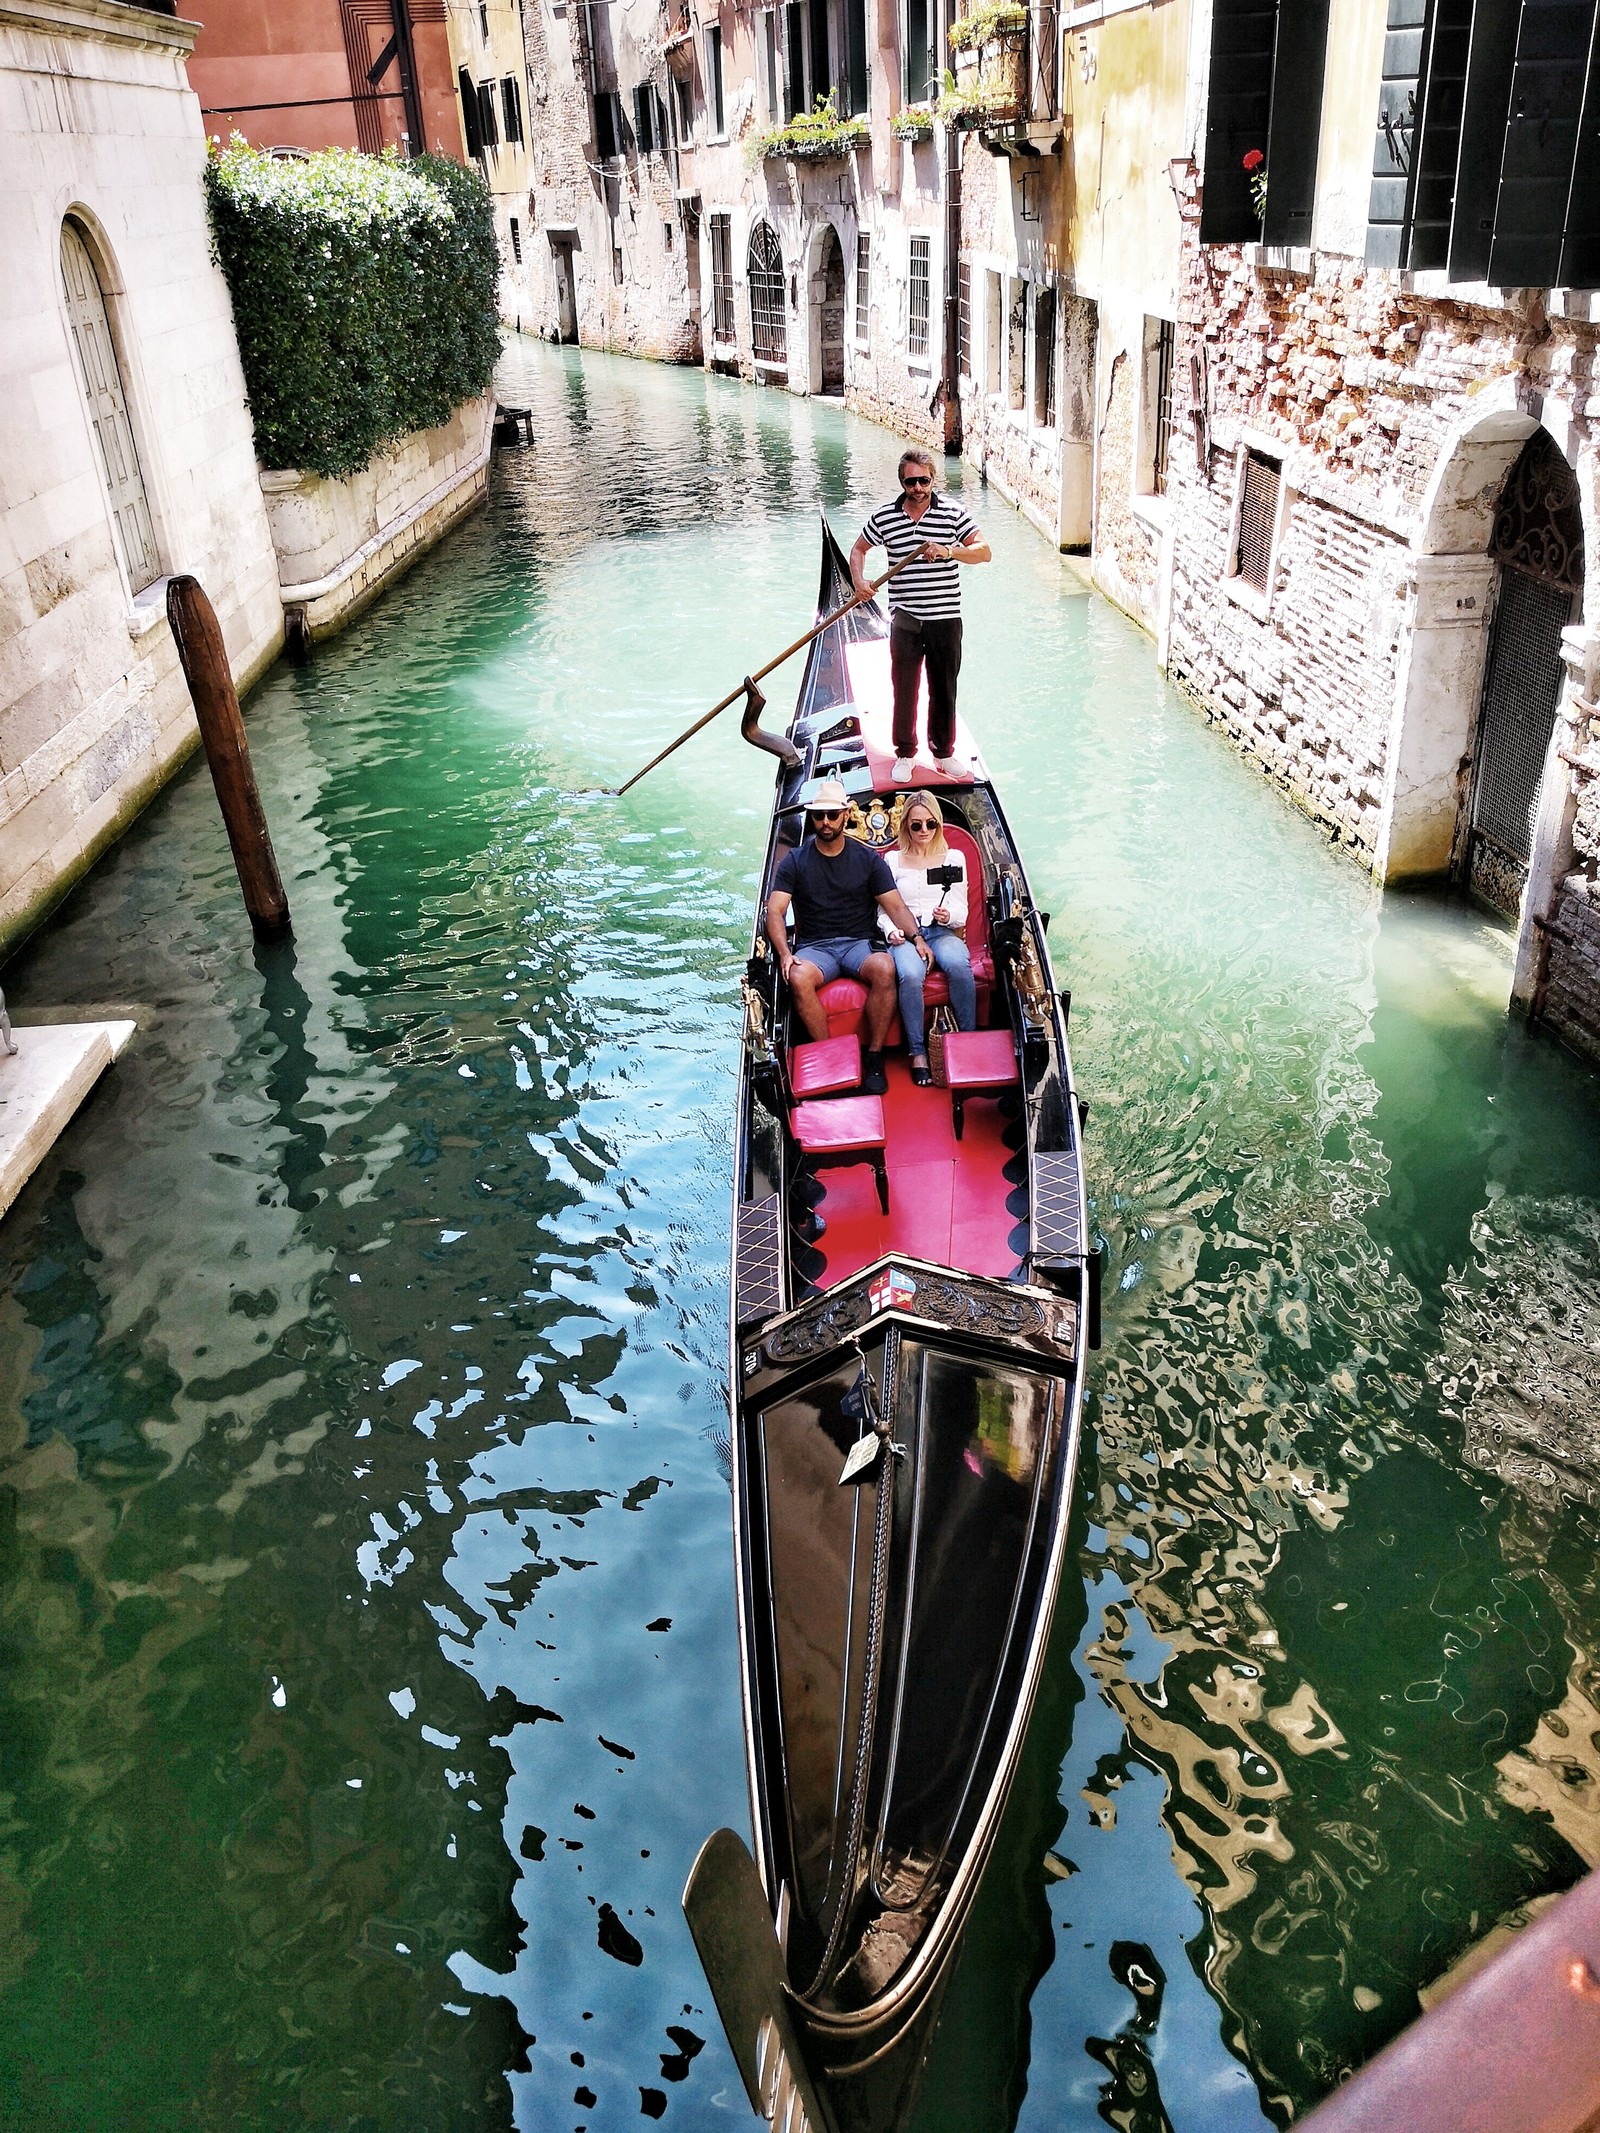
[1376,381,1599,1007]
[804,217,849,397]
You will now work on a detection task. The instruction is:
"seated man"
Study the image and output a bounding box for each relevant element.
[766,777,932,1096]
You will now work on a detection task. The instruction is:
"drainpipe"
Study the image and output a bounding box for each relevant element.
[388,0,425,152]
[942,127,962,453]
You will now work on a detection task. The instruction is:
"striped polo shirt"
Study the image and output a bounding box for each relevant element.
[860,491,980,622]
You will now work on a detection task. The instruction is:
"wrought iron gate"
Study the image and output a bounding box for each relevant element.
[1465,432,1583,917]
[748,223,787,370]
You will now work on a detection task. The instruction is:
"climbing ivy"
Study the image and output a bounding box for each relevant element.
[204,143,500,480]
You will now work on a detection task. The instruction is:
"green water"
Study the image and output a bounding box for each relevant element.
[3,339,1599,2133]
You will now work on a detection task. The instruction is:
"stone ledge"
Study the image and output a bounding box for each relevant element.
[0,1017,136,1223]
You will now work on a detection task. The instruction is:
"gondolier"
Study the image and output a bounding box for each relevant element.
[850,446,991,783]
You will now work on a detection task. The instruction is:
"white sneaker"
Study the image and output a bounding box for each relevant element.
[935,755,964,777]
[891,757,915,783]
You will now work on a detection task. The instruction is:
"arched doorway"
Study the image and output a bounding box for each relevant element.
[817,226,845,395]
[748,222,787,373]
[1462,432,1585,916]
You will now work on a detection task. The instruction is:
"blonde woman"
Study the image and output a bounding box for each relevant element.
[880,793,978,1085]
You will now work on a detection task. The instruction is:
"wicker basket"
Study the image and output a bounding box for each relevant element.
[927,1005,957,1087]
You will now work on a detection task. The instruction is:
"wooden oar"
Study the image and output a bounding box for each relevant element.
[603,552,917,797]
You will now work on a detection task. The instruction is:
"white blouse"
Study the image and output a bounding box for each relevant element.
[881,846,969,934]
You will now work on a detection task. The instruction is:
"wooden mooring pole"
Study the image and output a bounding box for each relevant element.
[166,576,291,941]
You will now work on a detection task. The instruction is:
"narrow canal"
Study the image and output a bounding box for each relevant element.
[4,337,1600,2133]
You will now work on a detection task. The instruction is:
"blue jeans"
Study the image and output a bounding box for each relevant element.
[891,925,976,1054]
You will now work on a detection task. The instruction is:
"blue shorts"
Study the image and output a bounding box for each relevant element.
[793,937,877,983]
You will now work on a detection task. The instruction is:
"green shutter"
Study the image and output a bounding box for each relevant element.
[1448,0,1521,279]
[1485,0,1595,285]
[1263,0,1332,244]
[1201,0,1279,243]
[1367,0,1427,266]
[1559,4,1600,281]
[1409,0,1473,264]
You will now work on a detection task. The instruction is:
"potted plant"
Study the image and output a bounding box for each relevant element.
[750,91,870,163]
[892,105,936,141]
[948,0,1028,114]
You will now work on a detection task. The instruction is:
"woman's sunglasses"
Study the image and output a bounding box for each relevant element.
[906,817,935,830]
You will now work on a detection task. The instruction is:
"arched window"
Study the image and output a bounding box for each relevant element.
[748,223,787,367]
[60,220,161,594]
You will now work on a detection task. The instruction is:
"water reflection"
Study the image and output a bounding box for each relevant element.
[1,341,1599,2131]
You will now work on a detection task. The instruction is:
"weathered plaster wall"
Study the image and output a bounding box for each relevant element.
[0,0,283,961]
[445,0,540,328]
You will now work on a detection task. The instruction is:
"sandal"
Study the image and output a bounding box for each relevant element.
[909,1059,934,1088]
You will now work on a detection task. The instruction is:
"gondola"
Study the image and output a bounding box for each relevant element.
[684,522,1097,2133]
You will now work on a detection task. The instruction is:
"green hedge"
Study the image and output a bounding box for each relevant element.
[205,143,501,480]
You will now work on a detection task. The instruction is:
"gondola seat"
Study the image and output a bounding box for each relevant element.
[941,1029,1020,1141]
[815,823,995,1039]
[790,1095,890,1214]
[790,1034,862,1097]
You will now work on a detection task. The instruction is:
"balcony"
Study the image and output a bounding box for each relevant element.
[943,0,1062,156]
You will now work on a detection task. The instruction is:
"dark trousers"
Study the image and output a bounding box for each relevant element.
[890,615,962,760]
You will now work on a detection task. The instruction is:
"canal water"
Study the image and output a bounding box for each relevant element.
[4,337,1600,2133]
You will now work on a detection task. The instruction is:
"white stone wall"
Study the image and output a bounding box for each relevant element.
[0,0,283,959]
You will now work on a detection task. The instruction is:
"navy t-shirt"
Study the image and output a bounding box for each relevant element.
[773,837,895,942]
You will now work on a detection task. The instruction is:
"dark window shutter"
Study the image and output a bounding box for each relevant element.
[809,0,832,100]
[1448,0,1521,279]
[634,83,652,149]
[502,76,523,144]
[595,88,618,157]
[845,0,868,115]
[1263,0,1332,244]
[458,67,483,157]
[1409,0,1474,266]
[477,80,499,146]
[1486,0,1595,285]
[1560,5,1600,280]
[1367,0,1428,267]
[1201,0,1279,243]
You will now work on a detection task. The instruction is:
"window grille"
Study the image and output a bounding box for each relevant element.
[908,235,930,361]
[711,213,736,344]
[855,230,870,341]
[1152,318,1175,493]
[477,80,499,147]
[509,216,522,263]
[60,220,161,593]
[957,260,971,377]
[502,76,523,143]
[1234,449,1280,592]
[1033,286,1055,425]
[748,222,788,365]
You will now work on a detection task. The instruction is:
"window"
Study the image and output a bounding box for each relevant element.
[748,222,788,365]
[613,239,625,285]
[808,0,830,103]
[479,1,488,36]
[1151,318,1174,493]
[509,215,523,263]
[1033,286,1055,427]
[60,219,160,594]
[458,67,483,156]
[844,0,868,115]
[855,229,871,343]
[594,88,621,159]
[1233,448,1280,593]
[675,74,693,141]
[711,212,736,343]
[763,10,780,119]
[785,2,806,118]
[1007,278,1026,412]
[635,83,663,152]
[957,259,971,378]
[905,0,932,105]
[664,219,674,250]
[707,24,725,134]
[501,76,524,143]
[477,80,500,148]
[984,269,1002,395]
[908,234,930,362]
[1200,0,1329,248]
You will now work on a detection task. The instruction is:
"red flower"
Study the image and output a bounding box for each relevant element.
[1242,148,1265,171]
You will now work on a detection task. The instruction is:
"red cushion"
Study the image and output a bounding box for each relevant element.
[819,978,868,1037]
[942,1029,1019,1089]
[790,1095,887,1153]
[791,1034,861,1097]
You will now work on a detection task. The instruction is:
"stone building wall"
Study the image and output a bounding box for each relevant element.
[0,0,283,961]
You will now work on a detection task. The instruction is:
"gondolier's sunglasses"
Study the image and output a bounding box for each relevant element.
[901,474,932,487]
